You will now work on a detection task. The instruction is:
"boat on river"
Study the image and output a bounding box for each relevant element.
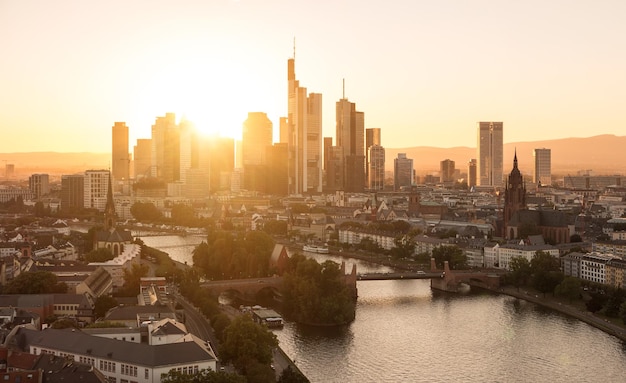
[303,244,329,254]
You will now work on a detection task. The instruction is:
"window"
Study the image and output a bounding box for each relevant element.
[145,369,149,379]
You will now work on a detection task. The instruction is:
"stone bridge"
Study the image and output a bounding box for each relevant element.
[429,258,502,292]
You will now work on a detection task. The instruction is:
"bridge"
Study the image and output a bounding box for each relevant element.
[199,258,501,299]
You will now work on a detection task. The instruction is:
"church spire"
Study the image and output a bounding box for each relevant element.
[513,148,518,169]
[104,171,116,231]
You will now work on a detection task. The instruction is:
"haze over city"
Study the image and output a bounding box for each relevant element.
[2,0,626,153]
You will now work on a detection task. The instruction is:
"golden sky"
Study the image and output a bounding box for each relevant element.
[1,0,625,153]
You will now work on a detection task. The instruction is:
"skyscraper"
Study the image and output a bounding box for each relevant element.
[336,97,365,192]
[365,128,381,188]
[394,153,413,191]
[84,170,110,212]
[151,113,179,182]
[283,54,322,194]
[112,122,130,180]
[367,145,385,191]
[467,159,477,188]
[533,148,551,186]
[477,121,503,187]
[60,174,84,211]
[133,139,152,179]
[440,159,456,184]
[242,112,273,166]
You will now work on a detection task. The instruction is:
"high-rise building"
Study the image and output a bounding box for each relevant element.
[242,112,273,166]
[61,174,84,211]
[326,146,344,193]
[266,143,289,196]
[84,170,110,212]
[468,159,477,188]
[440,159,456,184]
[282,55,322,194]
[112,122,130,180]
[394,153,413,191]
[206,136,234,192]
[29,173,49,199]
[367,145,385,191]
[5,164,14,179]
[477,121,503,187]
[365,128,381,188]
[133,139,152,179]
[533,148,551,186]
[151,113,180,182]
[336,97,365,192]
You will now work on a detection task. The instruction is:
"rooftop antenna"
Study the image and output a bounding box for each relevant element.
[343,78,345,99]
[293,37,296,60]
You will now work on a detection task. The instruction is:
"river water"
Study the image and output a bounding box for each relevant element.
[143,235,626,383]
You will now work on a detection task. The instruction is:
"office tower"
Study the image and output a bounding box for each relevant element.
[112,122,130,180]
[323,137,333,171]
[206,136,234,192]
[533,148,551,186]
[266,143,289,196]
[477,121,503,187]
[178,119,200,184]
[468,159,477,188]
[394,153,413,191]
[440,159,456,184]
[283,54,323,194]
[29,174,50,199]
[504,152,526,239]
[133,139,152,179]
[367,145,385,191]
[241,112,273,192]
[60,174,84,211]
[151,113,180,182]
[336,97,365,192]
[84,170,110,212]
[326,146,345,192]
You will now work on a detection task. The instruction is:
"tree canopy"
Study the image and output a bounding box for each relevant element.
[160,368,245,383]
[431,245,467,269]
[281,254,356,325]
[84,248,114,263]
[2,271,67,294]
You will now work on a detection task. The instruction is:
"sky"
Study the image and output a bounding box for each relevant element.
[1,0,625,153]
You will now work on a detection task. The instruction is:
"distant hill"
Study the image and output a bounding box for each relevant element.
[386,134,626,176]
[1,135,624,179]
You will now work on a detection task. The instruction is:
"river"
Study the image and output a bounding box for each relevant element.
[142,235,626,383]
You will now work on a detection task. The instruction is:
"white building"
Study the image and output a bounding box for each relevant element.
[84,170,110,212]
[580,252,619,284]
[484,243,559,270]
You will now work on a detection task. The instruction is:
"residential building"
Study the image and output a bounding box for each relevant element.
[484,243,559,270]
[112,122,130,181]
[477,121,503,187]
[84,170,110,212]
[468,159,477,188]
[60,174,84,211]
[533,148,551,186]
[29,173,49,199]
[440,159,456,184]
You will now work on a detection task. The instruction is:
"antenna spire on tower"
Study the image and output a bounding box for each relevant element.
[293,37,296,60]
[343,78,345,99]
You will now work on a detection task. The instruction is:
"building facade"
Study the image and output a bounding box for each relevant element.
[477,121,503,187]
[60,174,84,211]
[29,173,49,199]
[394,153,413,191]
[367,145,385,191]
[84,170,110,212]
[336,97,365,192]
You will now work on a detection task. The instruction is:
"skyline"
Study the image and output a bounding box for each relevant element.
[2,0,626,153]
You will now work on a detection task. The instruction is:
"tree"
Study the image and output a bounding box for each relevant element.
[2,271,67,294]
[130,201,163,221]
[279,366,310,383]
[160,369,245,383]
[554,277,582,303]
[508,256,531,291]
[94,295,118,319]
[389,236,415,260]
[262,220,288,236]
[530,251,560,274]
[119,263,149,296]
[84,248,114,263]
[570,233,583,243]
[603,288,625,318]
[219,315,278,377]
[431,245,467,269]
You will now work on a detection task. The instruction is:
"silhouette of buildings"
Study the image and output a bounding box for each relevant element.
[112,122,130,180]
[150,113,179,182]
[242,112,273,192]
[533,148,551,186]
[133,138,151,179]
[477,121,503,187]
